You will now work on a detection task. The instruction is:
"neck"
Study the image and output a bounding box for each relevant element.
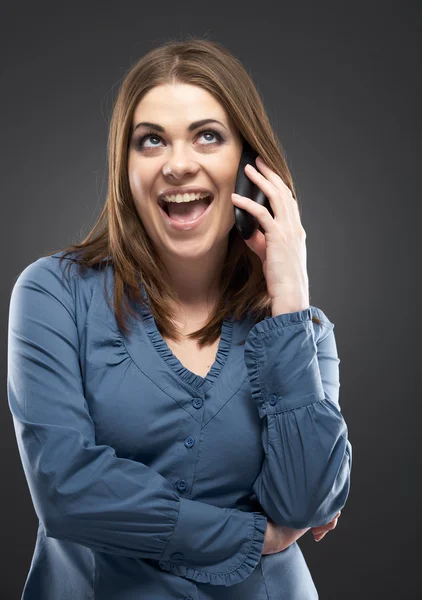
[159,238,229,320]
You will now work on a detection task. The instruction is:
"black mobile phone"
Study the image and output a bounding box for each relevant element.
[234,141,273,240]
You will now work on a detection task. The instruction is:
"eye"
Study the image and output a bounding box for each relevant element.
[136,133,162,149]
[134,128,224,151]
[200,130,223,145]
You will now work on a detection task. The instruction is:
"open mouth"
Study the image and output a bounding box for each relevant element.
[159,195,214,216]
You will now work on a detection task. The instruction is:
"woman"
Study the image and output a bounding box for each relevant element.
[7,37,352,599]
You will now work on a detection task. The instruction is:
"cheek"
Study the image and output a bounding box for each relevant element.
[128,166,149,200]
[219,157,241,189]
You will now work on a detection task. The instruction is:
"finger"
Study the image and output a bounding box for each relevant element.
[244,162,278,201]
[323,518,338,532]
[255,156,288,191]
[313,532,327,542]
[311,524,328,533]
[324,519,338,532]
[231,193,276,238]
[312,518,338,535]
[243,163,288,223]
[322,514,340,529]
[255,156,301,222]
[312,527,330,536]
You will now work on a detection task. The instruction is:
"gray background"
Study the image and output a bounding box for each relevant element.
[1,2,420,598]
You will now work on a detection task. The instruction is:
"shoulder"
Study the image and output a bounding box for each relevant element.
[13,251,77,285]
[9,251,112,309]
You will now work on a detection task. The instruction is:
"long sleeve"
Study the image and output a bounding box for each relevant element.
[7,258,267,587]
[244,307,352,529]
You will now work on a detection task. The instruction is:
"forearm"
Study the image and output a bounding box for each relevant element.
[262,509,310,552]
[277,524,311,551]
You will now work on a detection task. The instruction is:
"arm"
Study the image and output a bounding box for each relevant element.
[7,257,267,587]
[244,307,352,529]
[264,520,311,553]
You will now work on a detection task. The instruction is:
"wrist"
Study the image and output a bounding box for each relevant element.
[271,301,310,317]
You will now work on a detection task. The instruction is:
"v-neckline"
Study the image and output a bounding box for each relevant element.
[129,284,235,392]
[152,320,234,387]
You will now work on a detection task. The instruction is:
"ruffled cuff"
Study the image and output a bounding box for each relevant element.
[244,306,328,418]
[159,497,267,587]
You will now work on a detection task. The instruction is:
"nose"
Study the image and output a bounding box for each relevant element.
[163,144,199,179]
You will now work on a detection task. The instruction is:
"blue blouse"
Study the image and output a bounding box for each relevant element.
[7,252,352,599]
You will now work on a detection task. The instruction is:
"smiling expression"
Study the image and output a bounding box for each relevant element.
[127,83,243,258]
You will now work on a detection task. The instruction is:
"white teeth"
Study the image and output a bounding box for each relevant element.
[162,191,211,203]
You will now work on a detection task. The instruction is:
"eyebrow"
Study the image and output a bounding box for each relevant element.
[131,118,228,135]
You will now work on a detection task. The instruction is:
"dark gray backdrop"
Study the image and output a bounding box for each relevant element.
[1,2,419,599]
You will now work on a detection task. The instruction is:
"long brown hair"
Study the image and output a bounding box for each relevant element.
[47,36,321,346]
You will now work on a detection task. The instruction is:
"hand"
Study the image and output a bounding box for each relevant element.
[231,155,309,310]
[262,519,310,555]
[311,511,341,542]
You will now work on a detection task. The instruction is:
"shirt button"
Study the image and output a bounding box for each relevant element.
[192,397,203,409]
[269,394,278,405]
[184,436,195,448]
[176,479,187,492]
[171,552,184,561]
[185,597,194,600]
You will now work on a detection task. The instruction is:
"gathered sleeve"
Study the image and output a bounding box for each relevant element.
[7,257,267,587]
[244,307,352,529]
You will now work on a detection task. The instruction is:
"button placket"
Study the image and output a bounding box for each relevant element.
[192,397,203,409]
[269,394,278,406]
[170,551,184,561]
[184,436,195,448]
[175,397,202,496]
[176,479,187,492]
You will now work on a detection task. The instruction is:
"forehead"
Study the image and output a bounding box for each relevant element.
[132,83,229,125]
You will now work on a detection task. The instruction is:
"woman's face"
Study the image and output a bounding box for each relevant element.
[127,83,243,259]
